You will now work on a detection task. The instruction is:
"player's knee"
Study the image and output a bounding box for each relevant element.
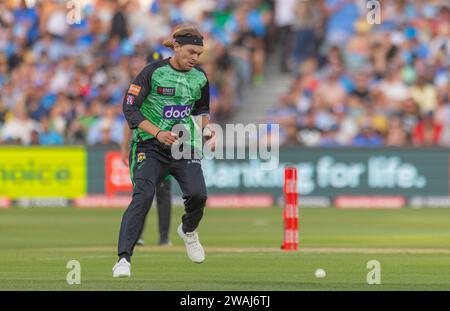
[142,191,154,204]
[189,192,207,207]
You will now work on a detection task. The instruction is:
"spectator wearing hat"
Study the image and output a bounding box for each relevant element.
[351,120,384,147]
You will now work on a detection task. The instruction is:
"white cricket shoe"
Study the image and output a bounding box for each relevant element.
[112,258,131,278]
[177,223,205,263]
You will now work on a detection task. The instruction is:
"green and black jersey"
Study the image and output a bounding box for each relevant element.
[123,58,210,150]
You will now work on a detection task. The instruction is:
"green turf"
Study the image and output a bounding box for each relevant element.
[1,207,450,290]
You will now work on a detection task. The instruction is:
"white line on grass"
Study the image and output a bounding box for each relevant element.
[35,246,450,261]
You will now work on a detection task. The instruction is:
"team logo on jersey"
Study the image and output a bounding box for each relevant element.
[157,86,176,97]
[125,95,134,105]
[163,105,192,120]
[128,84,142,96]
[137,152,146,163]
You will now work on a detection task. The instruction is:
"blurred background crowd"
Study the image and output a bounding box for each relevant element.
[0,0,449,148]
[0,0,271,146]
[269,0,450,147]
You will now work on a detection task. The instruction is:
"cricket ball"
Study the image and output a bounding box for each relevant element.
[315,268,326,278]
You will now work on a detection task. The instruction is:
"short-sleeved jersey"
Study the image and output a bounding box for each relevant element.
[122,58,210,150]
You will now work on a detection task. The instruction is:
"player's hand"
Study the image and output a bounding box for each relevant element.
[203,125,215,151]
[203,125,214,138]
[121,146,130,166]
[156,131,179,146]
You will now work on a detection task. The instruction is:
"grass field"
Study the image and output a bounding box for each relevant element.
[1,207,450,290]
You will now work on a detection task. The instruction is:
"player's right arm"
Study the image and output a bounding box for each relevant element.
[121,124,132,166]
[122,65,178,145]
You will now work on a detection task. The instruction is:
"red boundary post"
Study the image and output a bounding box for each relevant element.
[282,167,298,251]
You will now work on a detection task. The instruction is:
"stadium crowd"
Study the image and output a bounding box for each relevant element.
[0,0,271,146]
[0,0,449,148]
[270,0,450,147]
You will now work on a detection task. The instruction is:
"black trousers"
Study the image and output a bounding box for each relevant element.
[138,178,172,243]
[118,139,207,258]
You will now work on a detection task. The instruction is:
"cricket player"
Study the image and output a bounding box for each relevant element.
[121,51,173,247]
[113,25,213,278]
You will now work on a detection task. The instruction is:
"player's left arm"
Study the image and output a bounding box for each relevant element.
[191,75,213,138]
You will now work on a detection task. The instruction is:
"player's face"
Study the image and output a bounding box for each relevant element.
[174,43,204,71]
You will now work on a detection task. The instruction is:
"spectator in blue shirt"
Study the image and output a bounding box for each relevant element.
[351,123,384,147]
[39,116,63,145]
[14,0,39,44]
[324,0,360,46]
